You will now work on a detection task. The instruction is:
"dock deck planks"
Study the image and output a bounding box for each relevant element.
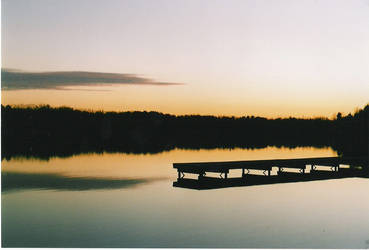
[173,156,368,180]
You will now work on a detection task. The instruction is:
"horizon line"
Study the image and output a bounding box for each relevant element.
[3,103,368,120]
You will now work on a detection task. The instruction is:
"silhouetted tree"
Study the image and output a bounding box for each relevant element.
[1,104,368,160]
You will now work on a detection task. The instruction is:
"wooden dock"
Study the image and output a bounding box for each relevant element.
[173,156,368,190]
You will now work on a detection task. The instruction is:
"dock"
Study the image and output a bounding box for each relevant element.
[173,156,368,190]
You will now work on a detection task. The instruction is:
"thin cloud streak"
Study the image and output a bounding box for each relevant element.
[1,69,184,90]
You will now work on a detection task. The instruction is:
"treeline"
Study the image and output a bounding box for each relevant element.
[1,104,368,160]
[333,106,368,157]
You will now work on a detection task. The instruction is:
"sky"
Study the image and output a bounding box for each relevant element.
[2,0,369,118]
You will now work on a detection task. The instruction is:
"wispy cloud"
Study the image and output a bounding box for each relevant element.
[1,69,183,90]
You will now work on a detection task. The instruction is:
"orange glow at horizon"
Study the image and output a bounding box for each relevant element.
[2,0,368,119]
[2,85,368,119]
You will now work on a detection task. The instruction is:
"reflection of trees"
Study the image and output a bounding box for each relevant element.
[2,104,368,160]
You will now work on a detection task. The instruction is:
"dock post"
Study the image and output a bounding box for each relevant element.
[242,168,245,178]
[178,170,181,179]
[198,173,204,180]
[268,170,271,176]
[224,172,228,179]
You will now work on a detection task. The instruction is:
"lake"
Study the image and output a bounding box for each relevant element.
[2,146,369,248]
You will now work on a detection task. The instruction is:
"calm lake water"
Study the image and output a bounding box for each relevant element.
[2,146,369,248]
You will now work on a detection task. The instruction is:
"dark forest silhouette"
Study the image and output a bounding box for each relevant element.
[1,104,368,160]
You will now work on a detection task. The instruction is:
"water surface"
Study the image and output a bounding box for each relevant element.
[2,147,369,248]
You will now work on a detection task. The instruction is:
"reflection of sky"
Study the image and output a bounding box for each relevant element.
[2,146,337,179]
[2,147,369,248]
[1,147,338,193]
[2,0,369,117]
[2,172,163,192]
[3,178,369,248]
